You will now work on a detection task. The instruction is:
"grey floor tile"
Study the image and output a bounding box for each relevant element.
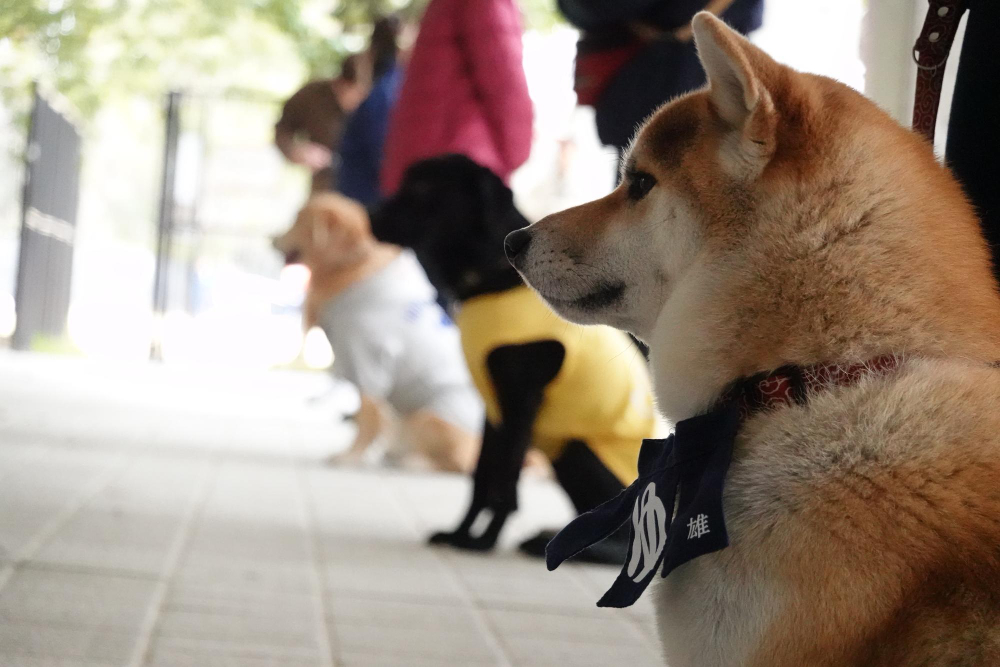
[172,560,319,598]
[144,636,323,665]
[0,623,140,663]
[0,454,120,558]
[0,354,659,667]
[327,594,470,627]
[453,566,598,611]
[337,653,503,667]
[334,622,498,663]
[166,580,317,616]
[501,635,662,667]
[339,654,497,667]
[328,595,497,663]
[324,559,464,601]
[0,657,116,667]
[145,651,320,667]
[486,607,646,645]
[32,512,188,574]
[155,602,320,648]
[0,566,158,630]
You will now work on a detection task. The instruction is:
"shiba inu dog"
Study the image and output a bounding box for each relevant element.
[274,193,482,472]
[508,12,1000,667]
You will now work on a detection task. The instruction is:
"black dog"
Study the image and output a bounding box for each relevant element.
[371,155,651,562]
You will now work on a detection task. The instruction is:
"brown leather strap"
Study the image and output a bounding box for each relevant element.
[912,0,970,141]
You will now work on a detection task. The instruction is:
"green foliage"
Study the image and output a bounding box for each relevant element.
[0,0,410,123]
[0,0,567,286]
[520,0,566,31]
[1,0,565,125]
[28,332,84,356]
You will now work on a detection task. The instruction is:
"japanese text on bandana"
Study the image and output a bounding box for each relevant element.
[545,403,740,608]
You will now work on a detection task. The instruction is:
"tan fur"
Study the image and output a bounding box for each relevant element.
[514,12,1000,666]
[274,193,401,329]
[273,194,480,473]
[403,410,480,473]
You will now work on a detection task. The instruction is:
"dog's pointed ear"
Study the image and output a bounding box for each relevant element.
[693,12,778,169]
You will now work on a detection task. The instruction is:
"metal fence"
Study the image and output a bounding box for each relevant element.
[149,89,307,362]
[12,87,81,350]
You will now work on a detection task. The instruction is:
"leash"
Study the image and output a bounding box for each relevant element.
[911,0,969,141]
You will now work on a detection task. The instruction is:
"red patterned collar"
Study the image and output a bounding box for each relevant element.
[722,355,902,419]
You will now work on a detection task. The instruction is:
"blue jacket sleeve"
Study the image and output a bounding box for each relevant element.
[337,68,401,206]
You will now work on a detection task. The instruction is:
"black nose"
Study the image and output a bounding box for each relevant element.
[504,228,532,263]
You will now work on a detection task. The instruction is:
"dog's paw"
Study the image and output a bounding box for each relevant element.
[326,450,365,467]
[428,530,495,552]
[517,530,557,559]
[428,530,458,545]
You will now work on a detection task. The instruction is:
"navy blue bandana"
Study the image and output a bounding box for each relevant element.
[545,401,741,608]
[545,355,909,608]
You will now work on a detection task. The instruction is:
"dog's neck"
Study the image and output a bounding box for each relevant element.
[316,239,398,283]
[452,206,531,302]
[453,264,524,303]
[304,241,400,328]
[648,207,1000,423]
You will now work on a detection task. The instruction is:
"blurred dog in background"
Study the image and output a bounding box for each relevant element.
[372,155,657,563]
[274,193,483,472]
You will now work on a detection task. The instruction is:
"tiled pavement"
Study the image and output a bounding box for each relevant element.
[0,352,663,666]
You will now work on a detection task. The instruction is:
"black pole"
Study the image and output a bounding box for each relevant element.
[151,90,181,361]
[12,83,41,351]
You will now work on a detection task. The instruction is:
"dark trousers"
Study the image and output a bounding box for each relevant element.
[946,0,1000,284]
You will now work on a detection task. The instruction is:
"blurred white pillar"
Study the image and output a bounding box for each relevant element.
[862,0,967,154]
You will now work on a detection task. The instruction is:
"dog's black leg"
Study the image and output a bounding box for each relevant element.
[526,440,630,565]
[552,440,626,514]
[428,502,482,544]
[428,420,503,548]
[428,505,511,551]
[427,341,565,553]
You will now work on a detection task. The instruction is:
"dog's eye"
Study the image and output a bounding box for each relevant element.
[627,171,656,202]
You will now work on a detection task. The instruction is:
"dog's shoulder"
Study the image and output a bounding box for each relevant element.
[730,358,1000,531]
[656,359,1000,667]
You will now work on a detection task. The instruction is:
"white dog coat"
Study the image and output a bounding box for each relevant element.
[317,250,483,432]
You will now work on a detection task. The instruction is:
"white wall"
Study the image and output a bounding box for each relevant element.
[862,0,966,155]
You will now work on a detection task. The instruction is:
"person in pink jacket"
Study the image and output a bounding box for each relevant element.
[380,0,534,196]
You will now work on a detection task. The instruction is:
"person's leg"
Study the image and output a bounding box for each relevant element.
[946,0,1000,282]
[519,440,631,564]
